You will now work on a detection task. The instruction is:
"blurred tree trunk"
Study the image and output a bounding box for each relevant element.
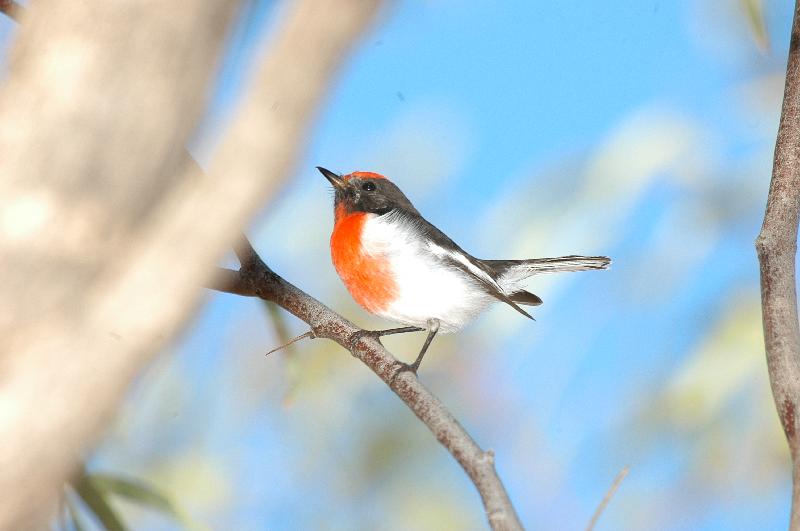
[0,0,379,528]
[757,1,800,529]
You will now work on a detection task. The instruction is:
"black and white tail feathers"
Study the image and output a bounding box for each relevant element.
[484,255,610,280]
[483,255,611,301]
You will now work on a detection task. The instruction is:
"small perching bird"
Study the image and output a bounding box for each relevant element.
[319,167,610,372]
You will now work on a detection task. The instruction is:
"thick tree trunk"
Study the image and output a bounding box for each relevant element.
[0,1,380,527]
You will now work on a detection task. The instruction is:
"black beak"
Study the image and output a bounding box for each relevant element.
[317,166,345,189]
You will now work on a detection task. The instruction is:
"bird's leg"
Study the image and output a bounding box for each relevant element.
[348,326,423,349]
[409,319,440,373]
[371,326,425,338]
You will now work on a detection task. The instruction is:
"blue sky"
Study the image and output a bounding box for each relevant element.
[45,0,795,529]
[179,1,790,529]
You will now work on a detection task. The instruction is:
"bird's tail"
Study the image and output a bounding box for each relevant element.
[484,255,611,284]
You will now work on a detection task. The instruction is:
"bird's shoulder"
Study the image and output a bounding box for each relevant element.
[381,209,500,284]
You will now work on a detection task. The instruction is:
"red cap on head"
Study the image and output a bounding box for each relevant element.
[343,171,387,181]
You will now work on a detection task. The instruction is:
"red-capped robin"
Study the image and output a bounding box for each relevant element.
[318,167,610,372]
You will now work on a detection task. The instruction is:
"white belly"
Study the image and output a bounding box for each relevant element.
[360,213,495,332]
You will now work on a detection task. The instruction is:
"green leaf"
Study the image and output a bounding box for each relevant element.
[91,475,175,515]
[742,0,769,52]
[90,474,207,531]
[264,301,293,349]
[263,300,303,404]
[72,471,127,531]
[65,498,89,531]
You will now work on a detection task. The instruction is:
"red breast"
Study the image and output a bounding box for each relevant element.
[330,202,398,314]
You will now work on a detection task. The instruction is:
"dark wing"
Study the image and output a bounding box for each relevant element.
[390,209,534,320]
[509,290,543,306]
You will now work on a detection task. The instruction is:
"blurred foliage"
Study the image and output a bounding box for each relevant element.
[43,0,799,529]
[742,0,769,52]
[71,470,126,531]
[665,300,765,428]
[60,468,201,531]
[262,300,303,405]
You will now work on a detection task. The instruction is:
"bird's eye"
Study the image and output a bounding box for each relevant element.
[361,182,376,192]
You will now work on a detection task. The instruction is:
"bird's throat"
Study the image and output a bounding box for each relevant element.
[330,210,397,313]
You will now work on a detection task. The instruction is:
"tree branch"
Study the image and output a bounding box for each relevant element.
[0,0,22,21]
[757,1,800,528]
[5,1,520,527]
[208,243,525,531]
[0,0,380,527]
[585,465,629,531]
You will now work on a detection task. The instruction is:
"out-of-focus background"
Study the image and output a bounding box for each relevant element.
[7,0,793,529]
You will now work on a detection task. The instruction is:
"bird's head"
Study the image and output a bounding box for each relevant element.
[317,167,417,220]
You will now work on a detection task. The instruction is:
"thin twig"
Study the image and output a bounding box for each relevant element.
[757,1,800,528]
[262,301,304,404]
[209,240,525,531]
[0,0,23,21]
[266,330,314,356]
[585,465,629,531]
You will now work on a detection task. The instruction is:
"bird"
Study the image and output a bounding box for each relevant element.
[318,166,610,372]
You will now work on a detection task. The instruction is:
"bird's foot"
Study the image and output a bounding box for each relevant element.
[400,359,420,374]
[390,319,440,380]
[347,329,379,350]
[387,360,418,386]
